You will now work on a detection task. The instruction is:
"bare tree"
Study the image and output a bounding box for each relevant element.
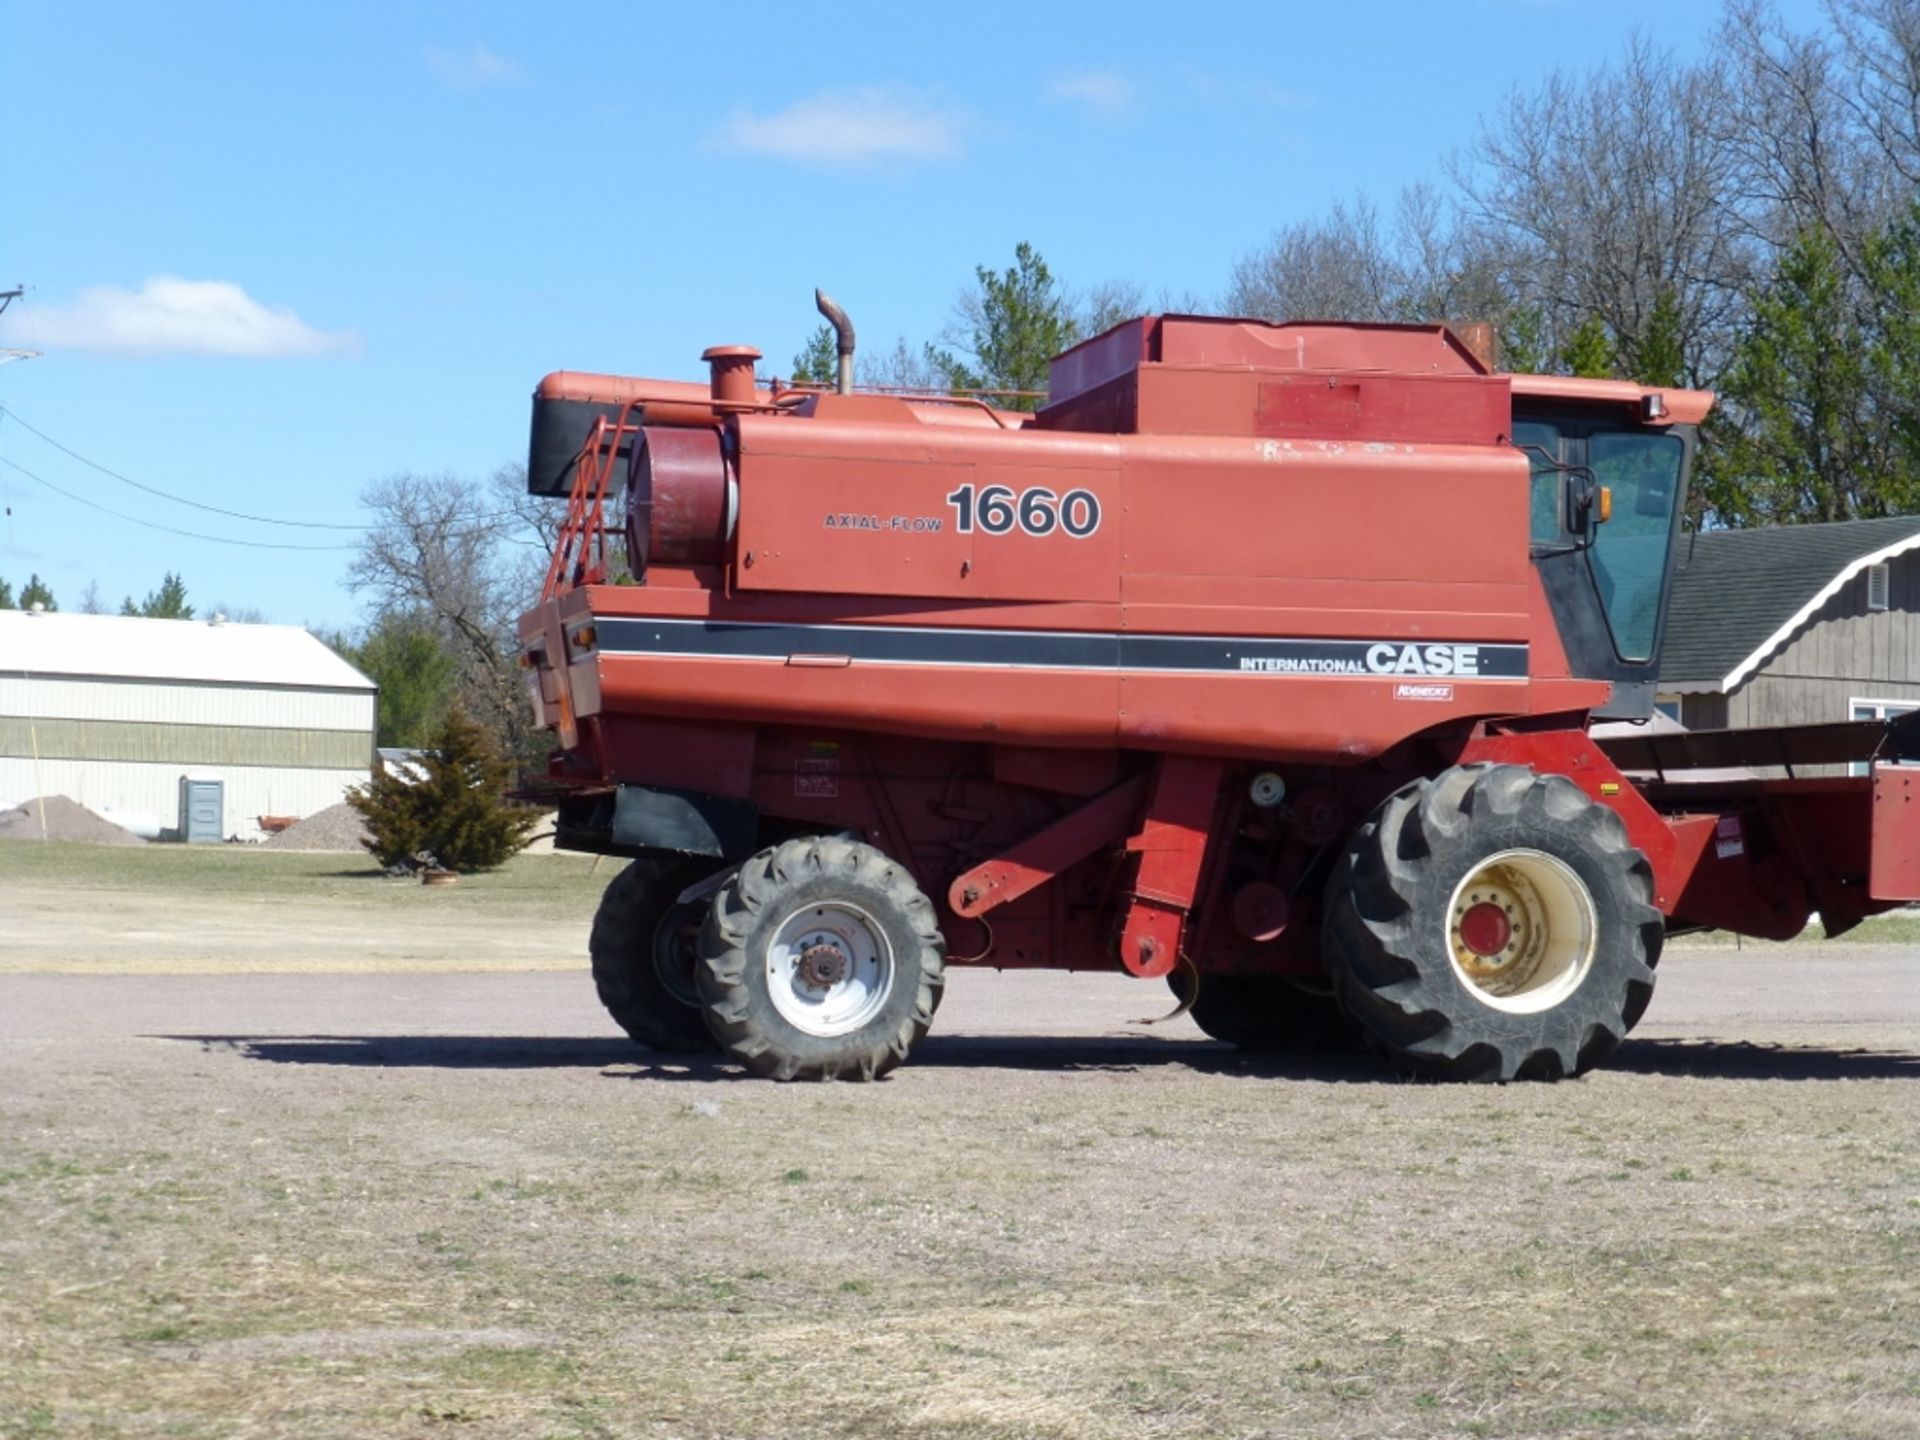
[860,336,942,393]
[1717,3,1885,269]
[347,469,546,755]
[1226,196,1402,322]
[1076,278,1149,336]
[1224,186,1525,361]
[1456,37,1754,383]
[207,602,271,624]
[1831,0,1920,190]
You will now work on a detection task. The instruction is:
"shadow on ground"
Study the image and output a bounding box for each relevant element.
[155,1032,1920,1082]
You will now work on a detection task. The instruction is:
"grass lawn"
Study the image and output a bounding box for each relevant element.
[0,842,616,973]
[1669,911,1920,948]
[0,841,612,921]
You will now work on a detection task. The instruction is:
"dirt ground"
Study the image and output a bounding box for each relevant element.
[1,845,1916,1439]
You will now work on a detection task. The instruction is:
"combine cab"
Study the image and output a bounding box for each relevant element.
[518,309,1920,1081]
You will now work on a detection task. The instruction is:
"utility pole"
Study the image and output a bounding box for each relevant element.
[0,285,39,365]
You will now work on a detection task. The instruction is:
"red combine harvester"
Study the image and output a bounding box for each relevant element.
[518,304,1920,1082]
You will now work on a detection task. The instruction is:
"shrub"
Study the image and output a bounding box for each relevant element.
[347,709,537,872]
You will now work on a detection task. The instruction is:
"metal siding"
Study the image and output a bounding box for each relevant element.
[0,757,370,841]
[0,676,372,731]
[0,716,371,769]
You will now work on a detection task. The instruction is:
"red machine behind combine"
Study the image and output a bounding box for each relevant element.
[517,303,1920,1082]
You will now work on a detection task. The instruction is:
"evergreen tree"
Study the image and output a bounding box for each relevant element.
[1701,223,1918,524]
[1865,205,1920,489]
[338,614,459,747]
[790,324,838,385]
[17,574,56,611]
[927,242,1079,411]
[1559,315,1618,379]
[1629,289,1687,388]
[123,572,195,619]
[1499,304,1551,375]
[346,708,536,872]
[0,578,13,609]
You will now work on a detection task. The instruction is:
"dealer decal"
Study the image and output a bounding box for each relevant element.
[1394,682,1455,701]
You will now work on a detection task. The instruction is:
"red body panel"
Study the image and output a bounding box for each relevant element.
[519,314,1909,973]
[1871,764,1920,900]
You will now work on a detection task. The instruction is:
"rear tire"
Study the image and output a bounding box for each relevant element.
[698,837,945,1081]
[590,860,718,1052]
[1322,763,1663,1081]
[1169,971,1363,1054]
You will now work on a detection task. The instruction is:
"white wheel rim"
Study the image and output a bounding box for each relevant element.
[1445,848,1598,1015]
[766,901,894,1037]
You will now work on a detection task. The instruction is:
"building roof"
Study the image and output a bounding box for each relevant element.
[0,610,375,691]
[1660,515,1920,693]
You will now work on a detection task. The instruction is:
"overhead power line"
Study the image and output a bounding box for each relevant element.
[0,452,544,555]
[0,405,537,533]
[0,454,362,551]
[0,404,370,530]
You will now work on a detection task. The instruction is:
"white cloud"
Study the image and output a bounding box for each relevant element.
[426,43,523,89]
[1179,66,1313,111]
[711,86,967,168]
[1049,69,1137,122]
[2,277,357,358]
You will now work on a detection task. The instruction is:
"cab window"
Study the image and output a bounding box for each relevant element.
[1512,421,1564,544]
[1588,431,1684,662]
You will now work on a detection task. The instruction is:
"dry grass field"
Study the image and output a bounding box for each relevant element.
[1,843,1916,1439]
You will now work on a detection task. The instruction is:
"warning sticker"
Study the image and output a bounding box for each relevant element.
[794,757,839,799]
[1714,814,1745,860]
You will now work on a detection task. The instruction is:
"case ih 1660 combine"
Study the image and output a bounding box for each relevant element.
[518,303,1920,1082]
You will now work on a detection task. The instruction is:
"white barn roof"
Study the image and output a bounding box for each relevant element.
[0,611,375,691]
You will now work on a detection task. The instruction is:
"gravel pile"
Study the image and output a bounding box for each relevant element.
[0,795,147,845]
[260,802,372,853]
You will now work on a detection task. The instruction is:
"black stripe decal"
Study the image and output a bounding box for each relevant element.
[595,618,1529,680]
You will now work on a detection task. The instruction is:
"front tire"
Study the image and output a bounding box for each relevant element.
[697,837,945,1081]
[590,860,720,1052]
[1322,764,1663,1081]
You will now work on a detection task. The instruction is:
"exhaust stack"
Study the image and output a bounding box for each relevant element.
[814,288,855,394]
[702,345,761,406]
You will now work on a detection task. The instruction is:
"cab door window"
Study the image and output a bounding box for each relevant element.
[1588,431,1684,662]
[1512,421,1564,545]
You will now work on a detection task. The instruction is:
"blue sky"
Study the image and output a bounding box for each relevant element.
[0,0,1825,628]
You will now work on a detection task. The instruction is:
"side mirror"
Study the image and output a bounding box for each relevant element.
[1566,471,1607,534]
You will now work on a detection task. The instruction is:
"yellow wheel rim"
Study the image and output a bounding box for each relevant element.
[1446,849,1598,1014]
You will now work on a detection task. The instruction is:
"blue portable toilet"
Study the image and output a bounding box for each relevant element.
[179,776,224,844]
